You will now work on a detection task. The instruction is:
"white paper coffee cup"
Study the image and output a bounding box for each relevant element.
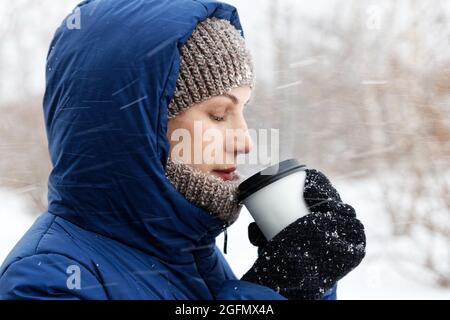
[237,159,310,241]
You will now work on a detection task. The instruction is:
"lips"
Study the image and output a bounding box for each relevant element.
[212,167,237,181]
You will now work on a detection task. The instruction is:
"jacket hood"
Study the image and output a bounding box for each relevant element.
[43,0,245,264]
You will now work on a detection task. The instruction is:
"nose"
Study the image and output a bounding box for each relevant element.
[227,115,253,156]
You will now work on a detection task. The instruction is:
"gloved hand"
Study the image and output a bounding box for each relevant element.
[240,169,366,300]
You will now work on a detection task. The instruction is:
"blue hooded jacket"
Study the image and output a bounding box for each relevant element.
[0,0,336,300]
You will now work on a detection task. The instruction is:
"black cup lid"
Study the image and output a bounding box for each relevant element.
[237,159,307,203]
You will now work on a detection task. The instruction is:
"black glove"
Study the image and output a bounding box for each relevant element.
[240,169,366,300]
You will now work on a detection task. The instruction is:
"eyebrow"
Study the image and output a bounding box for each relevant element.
[221,93,252,106]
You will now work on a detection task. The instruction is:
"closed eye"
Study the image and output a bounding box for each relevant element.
[210,114,225,122]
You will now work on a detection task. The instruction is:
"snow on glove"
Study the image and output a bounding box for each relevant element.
[240,168,366,300]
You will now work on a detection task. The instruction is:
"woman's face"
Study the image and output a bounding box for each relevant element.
[167,86,253,181]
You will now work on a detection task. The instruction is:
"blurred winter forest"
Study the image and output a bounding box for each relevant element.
[0,0,449,298]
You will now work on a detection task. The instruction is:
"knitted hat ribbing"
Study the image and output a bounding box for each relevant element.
[168,17,255,119]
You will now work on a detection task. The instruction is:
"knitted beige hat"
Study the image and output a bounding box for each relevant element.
[167,17,255,119]
[165,17,255,226]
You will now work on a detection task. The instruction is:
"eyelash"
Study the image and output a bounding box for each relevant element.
[210,115,225,122]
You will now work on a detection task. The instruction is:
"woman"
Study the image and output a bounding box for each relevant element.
[0,0,365,300]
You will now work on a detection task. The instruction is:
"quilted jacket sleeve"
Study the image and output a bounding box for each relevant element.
[0,253,108,300]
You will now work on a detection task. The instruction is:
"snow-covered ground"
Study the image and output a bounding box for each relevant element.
[1,178,449,299]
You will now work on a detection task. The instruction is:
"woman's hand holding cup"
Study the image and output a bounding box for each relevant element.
[239,162,366,300]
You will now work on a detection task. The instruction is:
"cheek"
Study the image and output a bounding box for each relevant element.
[167,113,228,169]
[167,119,193,155]
[199,122,227,148]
